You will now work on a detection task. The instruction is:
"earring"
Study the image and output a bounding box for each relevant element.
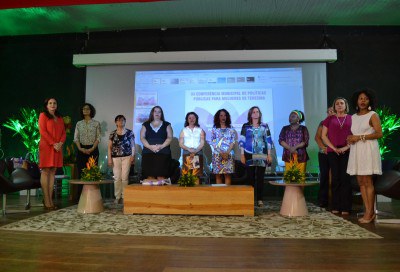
[356,106,359,111]
[368,106,371,111]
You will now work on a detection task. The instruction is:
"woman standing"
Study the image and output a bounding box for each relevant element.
[179,112,205,178]
[73,103,101,200]
[279,110,309,173]
[239,106,273,207]
[347,89,382,223]
[140,106,173,180]
[38,98,66,210]
[211,109,236,185]
[321,98,352,215]
[107,115,135,204]
[315,106,335,208]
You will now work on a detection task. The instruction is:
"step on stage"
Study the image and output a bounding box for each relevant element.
[124,184,254,216]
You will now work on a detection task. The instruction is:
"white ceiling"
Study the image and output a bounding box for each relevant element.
[1,0,400,36]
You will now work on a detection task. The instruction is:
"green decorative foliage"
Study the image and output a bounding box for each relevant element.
[283,157,305,184]
[376,107,400,159]
[3,108,40,162]
[177,170,198,187]
[81,156,102,181]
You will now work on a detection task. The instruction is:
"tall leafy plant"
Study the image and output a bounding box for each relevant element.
[3,108,40,162]
[376,106,400,159]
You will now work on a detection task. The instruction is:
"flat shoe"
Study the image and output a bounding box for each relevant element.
[341,211,350,216]
[331,210,340,214]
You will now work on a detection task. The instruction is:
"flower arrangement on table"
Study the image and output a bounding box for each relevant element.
[283,154,305,184]
[178,156,201,187]
[81,156,102,181]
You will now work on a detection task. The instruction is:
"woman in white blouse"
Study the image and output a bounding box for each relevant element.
[179,112,205,178]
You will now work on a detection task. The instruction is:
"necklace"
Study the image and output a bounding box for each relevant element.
[336,114,347,129]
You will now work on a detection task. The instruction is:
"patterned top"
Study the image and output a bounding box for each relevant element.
[74,119,101,145]
[210,127,236,155]
[109,129,135,157]
[239,122,274,167]
[278,125,309,163]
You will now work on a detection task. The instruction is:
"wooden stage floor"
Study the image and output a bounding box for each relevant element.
[1,195,400,271]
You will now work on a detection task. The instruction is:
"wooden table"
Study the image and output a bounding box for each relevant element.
[269,180,319,217]
[124,184,254,216]
[69,180,113,214]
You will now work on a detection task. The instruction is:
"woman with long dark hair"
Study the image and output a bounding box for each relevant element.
[140,106,173,180]
[38,98,66,210]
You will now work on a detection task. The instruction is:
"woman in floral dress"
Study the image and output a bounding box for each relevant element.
[211,109,236,185]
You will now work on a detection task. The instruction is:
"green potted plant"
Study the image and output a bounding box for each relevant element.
[3,107,40,162]
[376,106,400,159]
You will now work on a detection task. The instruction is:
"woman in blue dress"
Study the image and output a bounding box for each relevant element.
[211,109,236,185]
[239,106,273,207]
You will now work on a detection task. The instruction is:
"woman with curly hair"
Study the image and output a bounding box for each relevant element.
[211,109,236,185]
[347,89,382,223]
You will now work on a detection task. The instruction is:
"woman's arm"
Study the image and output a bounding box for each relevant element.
[196,129,205,152]
[107,139,113,166]
[130,132,135,164]
[38,113,56,145]
[314,125,326,153]
[321,125,338,154]
[178,130,188,151]
[159,124,173,150]
[140,125,151,149]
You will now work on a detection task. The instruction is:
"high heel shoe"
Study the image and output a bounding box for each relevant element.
[359,214,376,224]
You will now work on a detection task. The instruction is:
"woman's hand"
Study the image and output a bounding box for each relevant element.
[108,158,113,166]
[240,154,246,164]
[53,142,63,152]
[289,146,297,154]
[267,154,272,164]
[130,156,135,165]
[347,135,359,145]
[150,144,160,153]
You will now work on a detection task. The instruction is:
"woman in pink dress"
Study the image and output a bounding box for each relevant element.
[38,98,66,210]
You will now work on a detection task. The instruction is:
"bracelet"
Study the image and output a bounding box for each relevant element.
[361,135,366,142]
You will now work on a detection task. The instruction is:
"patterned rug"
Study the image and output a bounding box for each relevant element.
[0,201,381,239]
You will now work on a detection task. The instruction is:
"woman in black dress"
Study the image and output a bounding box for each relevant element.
[140,106,173,180]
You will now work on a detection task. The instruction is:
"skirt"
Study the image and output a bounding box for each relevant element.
[142,153,171,178]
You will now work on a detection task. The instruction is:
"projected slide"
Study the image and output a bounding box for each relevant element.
[134,67,303,136]
[133,67,304,162]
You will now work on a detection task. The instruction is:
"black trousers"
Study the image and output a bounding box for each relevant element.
[246,165,266,202]
[317,152,330,207]
[328,151,352,212]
